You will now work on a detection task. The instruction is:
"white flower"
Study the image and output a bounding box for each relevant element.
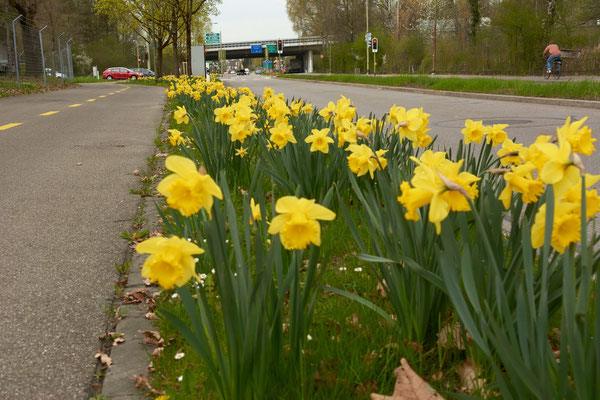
[339,267,347,271]
[203,239,207,243]
[354,267,363,272]
[194,258,199,262]
[211,268,216,274]
[199,273,207,280]
[171,293,179,299]
[306,334,313,341]
[175,352,185,360]
[178,375,183,382]
[187,238,192,242]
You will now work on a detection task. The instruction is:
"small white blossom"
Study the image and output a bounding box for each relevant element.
[199,273,207,280]
[171,293,179,299]
[211,268,216,274]
[174,352,185,360]
[187,238,192,242]
[194,258,199,262]
[178,375,183,382]
[306,334,313,341]
[354,267,363,272]
[339,267,347,271]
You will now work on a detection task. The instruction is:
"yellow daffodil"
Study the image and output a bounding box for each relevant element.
[399,154,480,234]
[519,135,552,172]
[461,119,485,144]
[347,144,388,178]
[389,106,430,143]
[266,98,290,123]
[497,139,523,166]
[558,117,596,156]
[290,100,303,116]
[536,129,581,196]
[318,101,337,122]
[562,174,600,219]
[173,106,189,125]
[498,162,545,209]
[531,201,580,253]
[136,236,203,290]
[268,196,336,250]
[214,106,235,125]
[301,103,313,114]
[168,129,186,146]
[249,198,261,225]
[485,124,509,146]
[157,155,223,217]
[269,122,297,149]
[305,128,334,154]
[235,147,248,158]
[356,117,373,136]
[262,87,274,99]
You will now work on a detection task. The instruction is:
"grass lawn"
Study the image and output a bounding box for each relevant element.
[281,74,600,100]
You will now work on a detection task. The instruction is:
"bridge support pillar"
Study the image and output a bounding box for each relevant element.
[304,50,313,73]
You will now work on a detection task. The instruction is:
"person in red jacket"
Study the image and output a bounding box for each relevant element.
[543,41,562,73]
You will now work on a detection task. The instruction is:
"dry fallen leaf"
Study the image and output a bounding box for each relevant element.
[370,358,444,400]
[134,374,163,395]
[122,289,149,304]
[457,358,485,394]
[143,278,153,286]
[94,351,112,366]
[112,337,125,347]
[76,162,82,166]
[155,153,169,157]
[376,280,388,298]
[133,169,140,176]
[152,347,164,358]
[145,312,159,320]
[437,322,471,350]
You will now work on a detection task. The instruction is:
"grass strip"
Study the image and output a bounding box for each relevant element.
[281,74,600,100]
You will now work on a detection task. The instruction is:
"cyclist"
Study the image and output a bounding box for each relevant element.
[543,40,562,73]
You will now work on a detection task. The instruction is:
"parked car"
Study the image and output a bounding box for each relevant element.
[236,69,246,76]
[130,67,155,77]
[254,68,262,75]
[45,68,67,78]
[102,67,142,80]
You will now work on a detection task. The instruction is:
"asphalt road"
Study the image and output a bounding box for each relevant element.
[0,82,165,399]
[225,75,600,175]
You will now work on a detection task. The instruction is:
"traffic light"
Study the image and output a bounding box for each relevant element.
[277,39,283,54]
[372,38,378,53]
[138,56,141,65]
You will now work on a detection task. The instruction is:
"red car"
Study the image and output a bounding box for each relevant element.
[102,67,143,80]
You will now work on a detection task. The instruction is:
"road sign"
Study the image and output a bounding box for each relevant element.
[365,32,371,43]
[266,44,277,54]
[205,32,221,44]
[251,44,262,54]
[263,60,272,68]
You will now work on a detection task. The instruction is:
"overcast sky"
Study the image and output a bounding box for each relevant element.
[211,0,298,43]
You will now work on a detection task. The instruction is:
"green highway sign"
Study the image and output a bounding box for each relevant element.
[266,44,277,54]
[205,32,221,44]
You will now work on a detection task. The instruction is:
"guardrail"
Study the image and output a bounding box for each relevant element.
[205,36,323,50]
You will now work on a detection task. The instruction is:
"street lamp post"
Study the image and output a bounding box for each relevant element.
[39,25,47,85]
[58,32,65,86]
[366,0,369,75]
[12,15,22,88]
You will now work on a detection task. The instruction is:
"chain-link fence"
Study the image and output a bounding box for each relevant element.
[1,11,73,88]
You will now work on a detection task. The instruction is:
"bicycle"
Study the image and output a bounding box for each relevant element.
[544,57,562,80]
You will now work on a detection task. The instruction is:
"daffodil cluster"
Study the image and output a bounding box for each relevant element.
[398,151,480,234]
[461,119,508,146]
[389,105,433,148]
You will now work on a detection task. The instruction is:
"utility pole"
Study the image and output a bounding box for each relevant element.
[366,0,369,75]
[432,2,438,74]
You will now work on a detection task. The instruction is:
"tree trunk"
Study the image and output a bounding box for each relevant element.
[171,8,179,76]
[185,0,192,67]
[157,45,164,77]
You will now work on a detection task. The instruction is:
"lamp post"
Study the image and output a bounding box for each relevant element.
[366,0,369,75]
[66,38,73,81]
[58,32,65,86]
[39,26,47,85]
[12,15,22,88]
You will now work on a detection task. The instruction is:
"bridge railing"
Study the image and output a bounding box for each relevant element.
[205,36,322,50]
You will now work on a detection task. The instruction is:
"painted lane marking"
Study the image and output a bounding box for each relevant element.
[108,93,115,95]
[40,111,60,116]
[87,99,96,102]
[99,95,106,98]
[68,104,82,107]
[0,123,23,130]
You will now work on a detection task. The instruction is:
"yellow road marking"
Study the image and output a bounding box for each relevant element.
[108,93,115,95]
[68,104,82,107]
[0,123,22,130]
[99,95,106,98]
[40,111,59,116]
[87,99,96,102]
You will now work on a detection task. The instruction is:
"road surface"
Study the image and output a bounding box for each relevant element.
[0,82,165,399]
[225,75,600,174]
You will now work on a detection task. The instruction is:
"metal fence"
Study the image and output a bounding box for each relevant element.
[1,11,73,88]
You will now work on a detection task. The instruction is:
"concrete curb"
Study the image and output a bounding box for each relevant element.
[101,198,162,400]
[279,77,600,109]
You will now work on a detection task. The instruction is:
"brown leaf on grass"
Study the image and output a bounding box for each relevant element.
[437,322,471,350]
[112,337,125,347]
[198,165,207,175]
[346,312,362,328]
[122,289,149,304]
[377,280,388,298]
[370,358,444,400]
[94,351,112,366]
[145,312,159,320]
[139,330,164,347]
[143,278,153,286]
[457,358,485,394]
[134,374,163,395]
[152,347,164,358]
[155,152,169,157]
